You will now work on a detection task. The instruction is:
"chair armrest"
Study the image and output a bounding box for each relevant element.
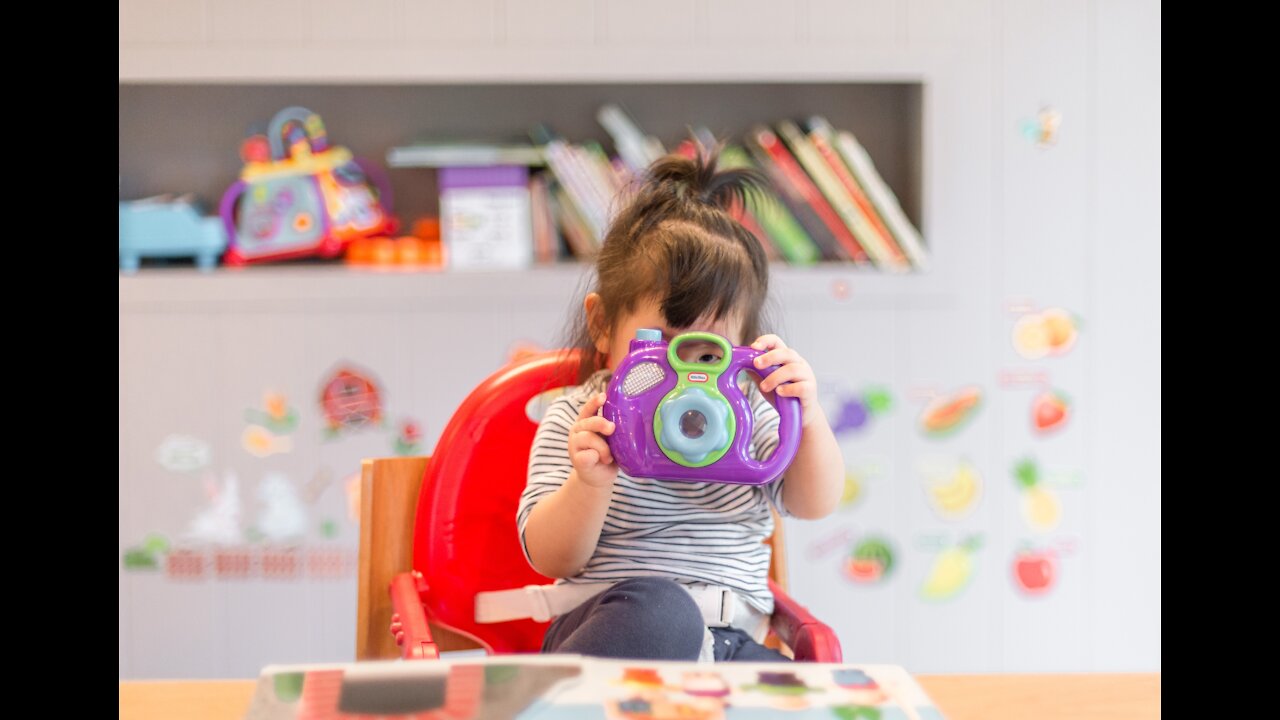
[389,571,439,660]
[768,579,843,663]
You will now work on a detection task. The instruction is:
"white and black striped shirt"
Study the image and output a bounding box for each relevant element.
[518,369,789,614]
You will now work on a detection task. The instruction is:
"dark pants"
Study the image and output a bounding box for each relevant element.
[540,577,790,662]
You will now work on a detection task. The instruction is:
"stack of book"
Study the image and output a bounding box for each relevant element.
[387,108,926,271]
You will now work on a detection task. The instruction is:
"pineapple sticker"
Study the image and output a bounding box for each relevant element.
[920,535,981,601]
[1014,458,1061,531]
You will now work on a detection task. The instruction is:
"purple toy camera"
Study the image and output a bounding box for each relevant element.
[601,329,802,485]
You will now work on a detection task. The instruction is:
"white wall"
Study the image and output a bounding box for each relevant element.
[118,0,1160,676]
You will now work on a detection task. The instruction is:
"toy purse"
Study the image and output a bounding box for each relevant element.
[219,106,394,265]
[602,329,801,485]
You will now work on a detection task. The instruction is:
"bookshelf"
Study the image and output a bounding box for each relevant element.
[118,82,924,268]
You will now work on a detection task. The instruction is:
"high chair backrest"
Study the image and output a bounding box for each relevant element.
[412,349,584,654]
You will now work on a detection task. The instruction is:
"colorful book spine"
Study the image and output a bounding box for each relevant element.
[718,145,822,265]
[777,119,907,272]
[803,118,910,270]
[746,126,868,265]
[829,126,929,270]
[529,173,560,265]
[550,184,598,259]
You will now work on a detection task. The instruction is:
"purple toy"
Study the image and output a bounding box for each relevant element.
[602,329,801,485]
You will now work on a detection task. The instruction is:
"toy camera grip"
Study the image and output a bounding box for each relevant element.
[729,347,803,482]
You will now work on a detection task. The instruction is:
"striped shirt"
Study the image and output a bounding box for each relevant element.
[518,368,789,614]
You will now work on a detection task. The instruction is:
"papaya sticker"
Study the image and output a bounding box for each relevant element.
[319,365,384,438]
[918,386,983,438]
[154,435,212,473]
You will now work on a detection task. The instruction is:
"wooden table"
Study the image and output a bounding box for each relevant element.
[120,673,1160,720]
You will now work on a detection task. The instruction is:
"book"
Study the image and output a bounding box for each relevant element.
[675,139,779,263]
[717,144,822,265]
[529,173,561,265]
[777,119,908,272]
[386,142,545,168]
[597,103,667,174]
[438,165,533,270]
[803,117,911,270]
[826,123,929,270]
[550,183,599,259]
[745,126,866,264]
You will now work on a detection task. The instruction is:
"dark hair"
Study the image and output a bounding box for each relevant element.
[565,143,774,383]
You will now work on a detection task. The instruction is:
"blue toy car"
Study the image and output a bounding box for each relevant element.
[119,196,228,273]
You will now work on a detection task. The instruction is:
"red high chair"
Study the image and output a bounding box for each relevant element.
[356,349,842,662]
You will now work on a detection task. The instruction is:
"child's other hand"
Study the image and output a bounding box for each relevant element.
[569,392,619,489]
[750,335,824,428]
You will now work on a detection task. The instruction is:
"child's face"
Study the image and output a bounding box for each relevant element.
[589,293,744,371]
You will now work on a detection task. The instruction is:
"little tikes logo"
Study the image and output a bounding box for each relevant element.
[687,372,709,383]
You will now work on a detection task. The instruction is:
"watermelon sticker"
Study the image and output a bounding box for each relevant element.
[918,386,983,437]
[842,536,895,584]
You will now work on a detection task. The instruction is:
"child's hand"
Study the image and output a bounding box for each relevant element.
[569,392,619,489]
[750,335,825,428]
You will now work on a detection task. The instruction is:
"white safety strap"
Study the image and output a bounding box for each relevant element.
[475,581,769,642]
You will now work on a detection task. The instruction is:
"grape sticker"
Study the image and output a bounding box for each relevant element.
[921,458,982,520]
[1031,390,1071,434]
[920,535,981,601]
[1012,308,1080,359]
[829,386,893,437]
[154,435,212,473]
[1014,457,1061,531]
[918,386,983,438]
[842,536,895,584]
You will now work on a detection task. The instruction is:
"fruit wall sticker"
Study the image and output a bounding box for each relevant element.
[154,435,212,473]
[843,536,895,584]
[254,473,307,542]
[839,461,884,511]
[918,386,983,438]
[1032,389,1071,434]
[122,533,171,570]
[319,365,384,437]
[921,459,983,520]
[1019,105,1062,148]
[185,472,243,545]
[829,386,893,437]
[244,392,298,434]
[1011,543,1058,596]
[920,535,982,601]
[1014,457,1061,531]
[393,418,423,456]
[241,425,293,457]
[1012,308,1079,359]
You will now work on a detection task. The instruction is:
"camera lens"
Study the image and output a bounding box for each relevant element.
[680,410,707,439]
